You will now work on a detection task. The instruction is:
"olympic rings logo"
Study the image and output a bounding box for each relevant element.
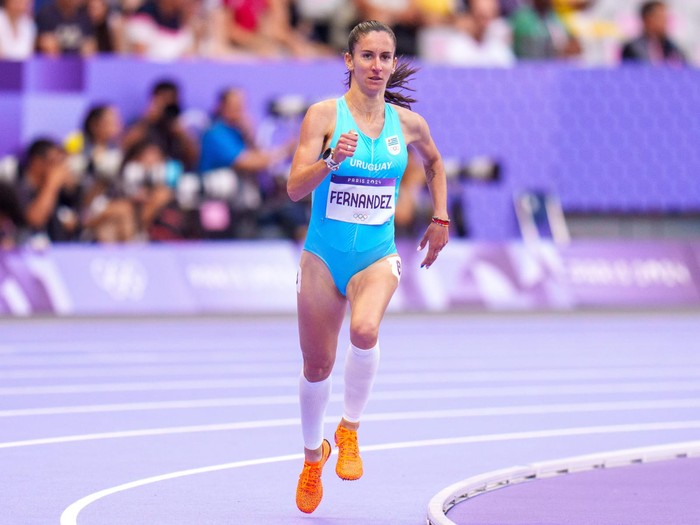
[353,213,369,221]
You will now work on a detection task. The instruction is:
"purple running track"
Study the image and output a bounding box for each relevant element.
[0,311,699,524]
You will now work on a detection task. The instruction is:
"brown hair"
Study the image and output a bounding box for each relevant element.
[640,1,664,19]
[345,20,418,109]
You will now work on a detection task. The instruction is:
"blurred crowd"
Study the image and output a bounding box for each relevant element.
[0,0,697,249]
[0,0,696,65]
[0,80,308,248]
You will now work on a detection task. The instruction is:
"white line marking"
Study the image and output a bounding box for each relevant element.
[2,353,298,367]
[3,387,700,418]
[5,390,700,418]
[3,378,700,397]
[4,399,700,448]
[0,419,300,450]
[59,420,700,525]
[0,395,297,417]
[3,365,700,381]
[0,378,299,396]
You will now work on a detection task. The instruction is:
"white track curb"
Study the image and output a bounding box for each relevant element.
[426,440,700,525]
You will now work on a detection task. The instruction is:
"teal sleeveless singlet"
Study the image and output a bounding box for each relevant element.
[303,96,409,295]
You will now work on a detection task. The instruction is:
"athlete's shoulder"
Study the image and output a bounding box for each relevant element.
[301,99,338,137]
[305,98,338,120]
[391,103,425,124]
[391,104,428,143]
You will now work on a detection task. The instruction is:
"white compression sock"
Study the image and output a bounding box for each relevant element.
[299,373,332,450]
[343,342,380,423]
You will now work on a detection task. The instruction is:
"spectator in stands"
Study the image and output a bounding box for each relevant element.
[122,0,195,60]
[86,0,116,52]
[119,0,144,14]
[510,0,580,59]
[199,87,296,175]
[621,1,685,66]
[122,79,199,172]
[353,0,424,56]
[78,104,138,243]
[35,0,97,56]
[81,104,124,182]
[0,0,36,60]
[108,0,139,52]
[211,0,322,58]
[499,0,524,17]
[119,139,182,240]
[465,0,515,65]
[16,138,82,243]
[291,0,353,52]
[418,0,459,26]
[419,0,515,67]
[199,87,302,239]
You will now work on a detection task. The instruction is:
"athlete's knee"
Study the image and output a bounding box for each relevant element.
[303,357,335,382]
[350,318,380,349]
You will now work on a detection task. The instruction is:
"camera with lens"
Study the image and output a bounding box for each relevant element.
[159,102,182,128]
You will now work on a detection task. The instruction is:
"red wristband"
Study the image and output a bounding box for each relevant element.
[431,216,450,227]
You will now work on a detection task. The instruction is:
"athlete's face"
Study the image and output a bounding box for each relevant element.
[346,31,397,93]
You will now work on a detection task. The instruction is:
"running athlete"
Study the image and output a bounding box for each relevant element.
[287,20,449,514]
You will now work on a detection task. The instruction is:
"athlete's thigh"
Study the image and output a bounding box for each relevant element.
[297,251,347,370]
[346,254,401,337]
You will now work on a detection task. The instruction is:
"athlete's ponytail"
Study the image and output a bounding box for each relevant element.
[384,61,418,109]
[345,20,418,110]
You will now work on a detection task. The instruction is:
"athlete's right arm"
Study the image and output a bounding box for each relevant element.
[287,101,336,202]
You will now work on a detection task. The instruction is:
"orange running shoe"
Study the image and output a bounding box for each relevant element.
[296,439,331,514]
[334,424,363,480]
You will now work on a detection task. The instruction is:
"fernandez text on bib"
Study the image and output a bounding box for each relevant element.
[326,175,396,225]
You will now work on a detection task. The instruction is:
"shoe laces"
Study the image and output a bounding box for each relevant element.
[299,462,321,492]
[337,429,360,459]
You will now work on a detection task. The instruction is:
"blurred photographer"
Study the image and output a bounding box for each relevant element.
[16,138,82,243]
[119,139,185,240]
[79,104,138,243]
[198,87,300,239]
[123,79,199,172]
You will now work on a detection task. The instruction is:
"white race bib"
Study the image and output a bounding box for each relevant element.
[326,175,396,225]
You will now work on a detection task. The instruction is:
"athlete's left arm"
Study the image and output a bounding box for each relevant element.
[402,110,449,269]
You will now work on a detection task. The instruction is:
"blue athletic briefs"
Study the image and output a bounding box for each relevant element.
[303,97,408,295]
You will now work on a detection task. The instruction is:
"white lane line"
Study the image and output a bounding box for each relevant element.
[3,385,700,418]
[0,419,300,449]
[59,419,700,525]
[0,378,299,395]
[4,391,700,418]
[0,364,294,380]
[2,353,299,367]
[3,378,700,397]
[3,389,700,418]
[4,399,700,449]
[3,364,700,381]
